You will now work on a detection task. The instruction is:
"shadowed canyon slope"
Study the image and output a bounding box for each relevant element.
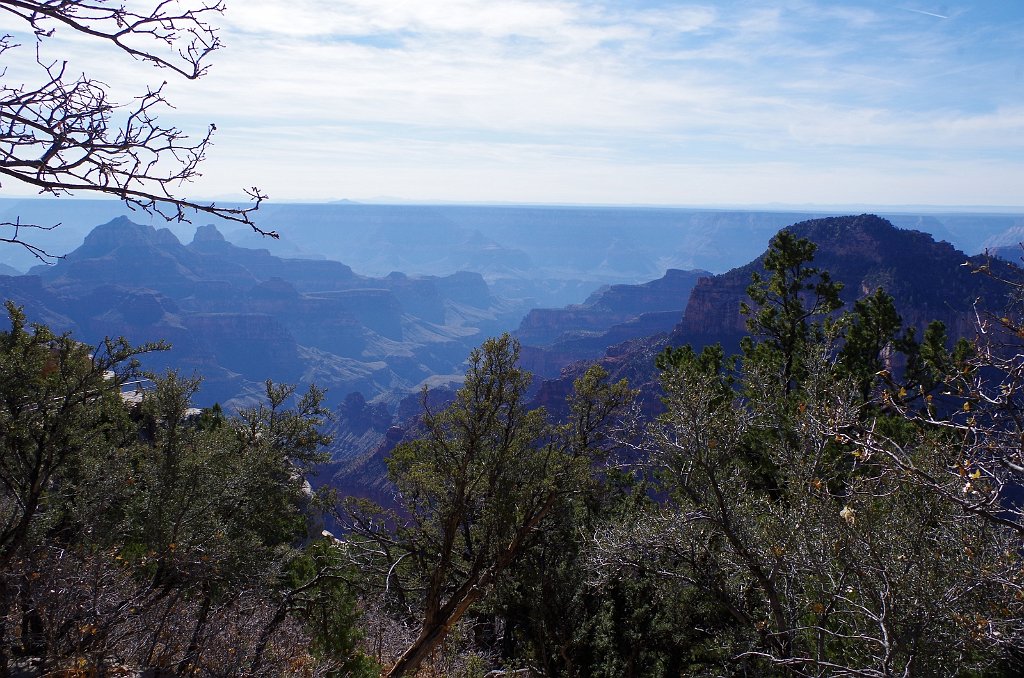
[328,214,1021,500]
[514,268,710,379]
[534,214,1018,419]
[0,217,527,409]
[4,211,1023,507]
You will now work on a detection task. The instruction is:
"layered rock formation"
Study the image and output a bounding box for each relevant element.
[0,217,530,409]
[676,214,1011,351]
[531,214,1020,423]
[514,268,710,377]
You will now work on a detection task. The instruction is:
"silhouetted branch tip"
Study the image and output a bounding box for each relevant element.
[0,0,271,253]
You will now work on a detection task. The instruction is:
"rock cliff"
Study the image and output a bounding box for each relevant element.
[675,214,1012,351]
[2,217,531,408]
[534,215,1020,426]
[514,268,710,377]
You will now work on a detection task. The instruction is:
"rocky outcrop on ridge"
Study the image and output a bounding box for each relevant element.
[0,217,530,409]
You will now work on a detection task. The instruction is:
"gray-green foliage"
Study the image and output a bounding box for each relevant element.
[0,303,368,675]
[285,540,380,677]
[590,234,1024,676]
[0,302,156,566]
[84,374,325,592]
[345,334,633,677]
[331,236,1024,677]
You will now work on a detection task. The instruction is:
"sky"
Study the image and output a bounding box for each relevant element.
[3,1,1024,207]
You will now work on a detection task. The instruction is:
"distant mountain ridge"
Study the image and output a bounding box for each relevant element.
[514,268,710,378]
[0,216,529,410]
[528,214,1019,420]
[980,223,1024,265]
[7,198,1024,309]
[517,269,710,345]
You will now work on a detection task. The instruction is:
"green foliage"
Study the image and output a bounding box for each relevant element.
[0,304,365,674]
[335,236,1024,677]
[740,229,843,392]
[901,319,974,402]
[286,540,379,677]
[346,334,633,677]
[237,379,333,470]
[386,334,548,552]
[494,442,656,677]
[0,302,157,565]
[92,373,314,591]
[334,233,1024,677]
[836,287,904,399]
[591,234,1024,676]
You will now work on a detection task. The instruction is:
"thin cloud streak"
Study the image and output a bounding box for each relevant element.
[901,8,950,20]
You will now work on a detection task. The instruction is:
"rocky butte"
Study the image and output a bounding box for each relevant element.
[0,216,528,409]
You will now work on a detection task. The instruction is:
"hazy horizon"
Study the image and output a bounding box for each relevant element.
[3,193,1024,215]
[3,198,1023,282]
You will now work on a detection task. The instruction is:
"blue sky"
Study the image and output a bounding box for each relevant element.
[4,1,1024,206]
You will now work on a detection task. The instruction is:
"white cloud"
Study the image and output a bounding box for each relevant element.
[1,0,1022,206]
[222,0,582,40]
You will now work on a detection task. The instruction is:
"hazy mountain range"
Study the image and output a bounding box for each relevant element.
[4,198,1024,307]
[317,214,1022,501]
[0,217,529,410]
[3,202,1024,502]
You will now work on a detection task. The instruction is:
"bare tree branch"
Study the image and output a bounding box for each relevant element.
[0,1,273,264]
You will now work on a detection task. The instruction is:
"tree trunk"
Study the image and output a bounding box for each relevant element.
[176,586,212,675]
[385,580,490,677]
[386,496,557,677]
[250,599,290,674]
